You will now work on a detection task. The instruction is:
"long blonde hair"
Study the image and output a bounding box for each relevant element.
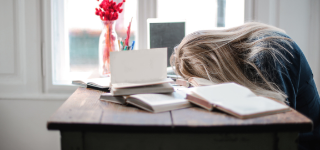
[170,22,293,102]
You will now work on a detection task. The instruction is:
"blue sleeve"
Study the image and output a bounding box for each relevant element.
[253,40,300,108]
[253,36,320,149]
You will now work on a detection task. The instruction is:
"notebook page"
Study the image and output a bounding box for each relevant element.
[191,83,256,104]
[110,48,167,84]
[216,96,289,116]
[191,83,289,116]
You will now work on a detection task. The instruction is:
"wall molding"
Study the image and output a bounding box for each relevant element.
[0,0,26,84]
[244,0,254,22]
[308,0,320,89]
[0,0,42,95]
[137,0,157,50]
[245,0,320,89]
[268,0,279,27]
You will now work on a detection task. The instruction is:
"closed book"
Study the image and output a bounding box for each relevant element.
[111,82,174,96]
[185,83,291,119]
[100,91,191,113]
[112,78,173,89]
[126,91,192,113]
[100,93,126,104]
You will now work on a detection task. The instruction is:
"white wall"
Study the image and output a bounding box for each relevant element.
[0,100,63,150]
[246,0,320,88]
[0,0,319,150]
[0,0,66,150]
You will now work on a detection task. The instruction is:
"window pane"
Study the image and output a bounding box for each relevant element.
[66,0,138,73]
[157,0,244,34]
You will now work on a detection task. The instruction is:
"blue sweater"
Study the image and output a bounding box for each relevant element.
[253,32,320,150]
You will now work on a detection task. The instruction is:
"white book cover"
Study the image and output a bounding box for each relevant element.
[110,48,169,88]
[112,78,173,89]
[126,91,191,113]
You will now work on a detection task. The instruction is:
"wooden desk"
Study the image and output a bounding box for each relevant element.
[47,87,312,150]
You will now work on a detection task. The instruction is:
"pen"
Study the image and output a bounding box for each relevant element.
[124,46,128,51]
[131,41,135,50]
[120,41,124,50]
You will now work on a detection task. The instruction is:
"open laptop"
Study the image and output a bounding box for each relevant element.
[147,19,185,79]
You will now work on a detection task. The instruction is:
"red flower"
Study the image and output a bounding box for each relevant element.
[95,0,126,21]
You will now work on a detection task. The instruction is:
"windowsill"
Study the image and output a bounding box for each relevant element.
[0,93,73,101]
[53,69,101,85]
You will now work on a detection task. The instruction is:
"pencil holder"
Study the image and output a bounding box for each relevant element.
[99,20,119,77]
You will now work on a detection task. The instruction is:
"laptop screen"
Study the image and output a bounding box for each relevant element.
[148,20,185,67]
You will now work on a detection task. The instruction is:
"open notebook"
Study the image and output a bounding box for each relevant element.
[109,48,174,96]
[72,78,111,89]
[182,83,291,119]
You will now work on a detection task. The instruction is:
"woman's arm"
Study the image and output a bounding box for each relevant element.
[253,37,300,108]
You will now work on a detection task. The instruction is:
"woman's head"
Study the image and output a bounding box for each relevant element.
[170,22,291,102]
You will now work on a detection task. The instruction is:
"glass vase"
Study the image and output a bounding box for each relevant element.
[99,20,119,77]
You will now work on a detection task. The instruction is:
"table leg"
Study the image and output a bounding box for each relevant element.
[61,131,83,150]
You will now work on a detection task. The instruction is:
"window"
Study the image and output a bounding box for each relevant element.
[50,0,244,86]
[157,0,244,33]
[52,0,137,85]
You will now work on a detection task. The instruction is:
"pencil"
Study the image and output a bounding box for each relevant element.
[118,40,121,50]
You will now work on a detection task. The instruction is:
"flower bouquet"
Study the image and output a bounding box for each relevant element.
[95,0,125,77]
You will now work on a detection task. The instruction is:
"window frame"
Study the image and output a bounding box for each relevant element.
[42,0,157,93]
[42,0,248,94]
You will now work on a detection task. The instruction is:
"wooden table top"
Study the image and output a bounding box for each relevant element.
[47,87,313,133]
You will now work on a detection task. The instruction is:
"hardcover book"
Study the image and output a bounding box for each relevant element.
[100,91,191,113]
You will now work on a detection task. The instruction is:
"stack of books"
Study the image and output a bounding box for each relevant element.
[98,48,191,113]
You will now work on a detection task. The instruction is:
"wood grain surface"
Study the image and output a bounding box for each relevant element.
[47,87,172,131]
[171,107,312,132]
[47,88,312,132]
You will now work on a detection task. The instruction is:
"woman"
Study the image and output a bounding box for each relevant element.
[170,22,319,150]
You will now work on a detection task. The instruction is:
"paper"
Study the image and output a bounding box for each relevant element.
[191,83,289,116]
[112,78,173,89]
[110,48,167,84]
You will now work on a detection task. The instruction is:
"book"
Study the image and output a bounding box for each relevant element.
[112,78,173,89]
[109,48,174,95]
[111,82,174,96]
[184,83,291,119]
[175,79,191,88]
[100,93,126,104]
[100,91,191,113]
[188,77,216,87]
[175,77,216,87]
[72,78,111,89]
